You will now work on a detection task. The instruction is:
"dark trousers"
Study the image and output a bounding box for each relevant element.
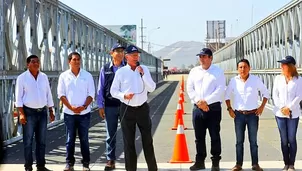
[120,102,157,171]
[234,111,259,166]
[192,102,222,165]
[64,113,91,166]
[275,116,299,165]
[22,106,47,169]
[105,106,120,161]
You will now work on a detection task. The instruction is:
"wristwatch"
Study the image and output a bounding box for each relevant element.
[83,105,88,109]
[227,106,232,111]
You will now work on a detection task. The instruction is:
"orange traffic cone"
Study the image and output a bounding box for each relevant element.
[169,118,192,163]
[174,97,185,115]
[181,75,185,92]
[179,97,185,114]
[179,89,185,103]
[172,102,187,130]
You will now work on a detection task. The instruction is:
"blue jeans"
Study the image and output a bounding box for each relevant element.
[22,106,47,169]
[64,113,91,166]
[234,111,259,166]
[275,116,299,165]
[192,103,222,164]
[105,106,120,161]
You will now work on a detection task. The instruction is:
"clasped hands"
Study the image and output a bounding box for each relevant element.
[70,105,85,115]
[281,106,291,116]
[196,100,209,112]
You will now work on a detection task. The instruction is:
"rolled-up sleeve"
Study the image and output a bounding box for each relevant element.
[186,69,197,103]
[272,76,281,109]
[225,78,234,100]
[87,74,95,100]
[15,75,24,107]
[110,70,125,101]
[257,77,270,99]
[57,74,65,99]
[287,77,302,110]
[45,75,54,107]
[142,66,156,92]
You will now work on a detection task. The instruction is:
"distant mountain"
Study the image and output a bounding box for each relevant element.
[153,41,204,69]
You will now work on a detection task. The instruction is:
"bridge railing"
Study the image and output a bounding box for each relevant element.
[0,0,162,144]
[213,0,302,108]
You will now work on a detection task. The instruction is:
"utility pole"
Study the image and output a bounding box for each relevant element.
[140,18,146,50]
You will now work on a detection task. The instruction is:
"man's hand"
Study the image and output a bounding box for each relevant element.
[281,107,290,116]
[228,109,236,118]
[124,93,134,100]
[19,113,27,125]
[49,110,55,122]
[197,100,209,112]
[136,66,144,76]
[255,105,265,116]
[70,106,80,115]
[99,108,105,119]
[75,106,85,114]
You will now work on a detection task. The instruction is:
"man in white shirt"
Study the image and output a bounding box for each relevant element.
[57,52,95,171]
[110,45,157,171]
[187,48,225,171]
[15,55,55,171]
[225,59,269,171]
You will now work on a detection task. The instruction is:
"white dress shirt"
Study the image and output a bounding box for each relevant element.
[15,70,54,108]
[186,64,226,104]
[110,64,156,107]
[57,69,95,115]
[225,74,270,110]
[272,75,302,119]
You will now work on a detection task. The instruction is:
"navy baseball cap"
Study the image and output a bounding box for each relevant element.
[125,45,141,54]
[196,48,213,56]
[111,43,125,51]
[277,56,296,65]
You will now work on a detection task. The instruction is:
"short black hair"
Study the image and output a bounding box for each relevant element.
[68,52,81,61]
[237,59,250,68]
[26,55,39,64]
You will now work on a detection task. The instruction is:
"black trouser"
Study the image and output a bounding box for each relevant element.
[192,102,222,165]
[120,102,157,171]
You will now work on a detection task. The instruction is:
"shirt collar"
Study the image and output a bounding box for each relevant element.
[67,68,83,77]
[199,64,213,71]
[109,60,125,68]
[235,74,250,81]
[26,69,41,77]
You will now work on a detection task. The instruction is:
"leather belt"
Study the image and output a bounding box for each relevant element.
[123,102,146,109]
[236,109,257,115]
[24,105,46,112]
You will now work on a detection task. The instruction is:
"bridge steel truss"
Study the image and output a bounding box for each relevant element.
[213,0,302,107]
[0,0,162,144]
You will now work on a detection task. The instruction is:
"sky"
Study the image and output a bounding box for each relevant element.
[60,0,292,52]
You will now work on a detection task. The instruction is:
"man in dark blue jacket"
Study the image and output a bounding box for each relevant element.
[97,43,125,170]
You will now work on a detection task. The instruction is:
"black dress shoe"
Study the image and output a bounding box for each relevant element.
[104,160,116,170]
[25,168,33,171]
[190,162,206,170]
[37,167,52,171]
